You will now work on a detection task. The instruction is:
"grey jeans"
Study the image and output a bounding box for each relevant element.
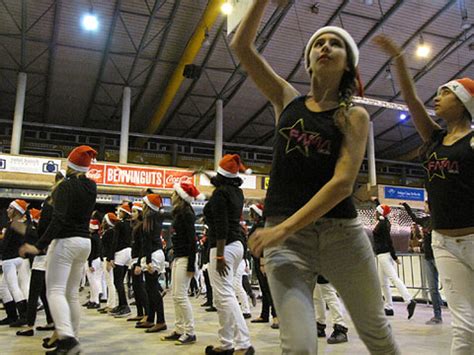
[264,216,400,355]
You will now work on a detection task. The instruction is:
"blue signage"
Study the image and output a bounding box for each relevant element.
[384,186,425,202]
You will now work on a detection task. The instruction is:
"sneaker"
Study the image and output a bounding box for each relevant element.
[270,318,279,329]
[108,306,122,315]
[384,309,394,316]
[175,333,196,345]
[99,298,107,303]
[46,336,81,355]
[251,317,269,323]
[161,331,182,341]
[407,300,417,320]
[234,346,255,355]
[317,322,326,337]
[205,345,234,355]
[82,301,91,307]
[205,306,217,312]
[114,306,131,318]
[327,324,348,344]
[425,317,442,325]
[87,302,100,309]
[243,313,251,319]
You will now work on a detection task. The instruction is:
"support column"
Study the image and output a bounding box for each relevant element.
[367,121,377,187]
[171,143,178,166]
[119,86,131,164]
[10,72,27,155]
[214,98,223,171]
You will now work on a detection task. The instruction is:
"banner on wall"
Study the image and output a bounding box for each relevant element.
[87,163,195,189]
[0,154,61,174]
[199,172,257,190]
[383,186,425,202]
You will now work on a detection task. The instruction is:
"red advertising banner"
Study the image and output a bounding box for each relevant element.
[87,164,194,189]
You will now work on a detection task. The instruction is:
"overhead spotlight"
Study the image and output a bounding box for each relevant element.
[82,13,99,31]
[416,35,430,58]
[364,0,374,5]
[203,28,210,47]
[310,3,319,14]
[399,113,407,120]
[221,1,233,15]
[385,67,392,80]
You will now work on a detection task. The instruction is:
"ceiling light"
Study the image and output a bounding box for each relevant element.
[82,14,99,31]
[364,0,374,5]
[310,3,319,14]
[399,113,407,120]
[203,28,210,47]
[416,35,430,58]
[221,2,233,15]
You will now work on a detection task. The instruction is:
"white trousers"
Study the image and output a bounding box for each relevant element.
[0,272,13,303]
[86,258,103,304]
[103,261,116,308]
[172,256,194,335]
[114,248,132,267]
[19,258,31,298]
[2,257,27,302]
[140,249,166,274]
[313,283,347,327]
[432,231,474,355]
[32,255,47,271]
[376,252,412,310]
[209,242,251,351]
[234,259,251,314]
[46,237,91,339]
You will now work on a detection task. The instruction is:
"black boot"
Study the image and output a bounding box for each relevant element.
[10,300,27,327]
[327,324,348,344]
[317,322,326,337]
[0,301,18,325]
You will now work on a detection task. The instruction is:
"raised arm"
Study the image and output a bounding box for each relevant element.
[373,35,441,142]
[231,0,299,119]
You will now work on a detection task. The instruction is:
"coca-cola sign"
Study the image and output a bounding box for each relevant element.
[87,163,194,189]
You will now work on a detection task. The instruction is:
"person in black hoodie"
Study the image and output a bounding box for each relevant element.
[108,203,133,318]
[135,193,167,333]
[162,182,203,345]
[84,218,102,309]
[203,154,254,355]
[372,201,416,319]
[20,145,97,355]
[0,199,30,326]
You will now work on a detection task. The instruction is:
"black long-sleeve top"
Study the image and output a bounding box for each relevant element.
[203,182,245,249]
[37,201,53,238]
[36,175,97,250]
[88,231,101,267]
[249,219,265,268]
[2,223,25,260]
[108,219,132,261]
[131,222,144,266]
[142,215,164,264]
[373,218,397,261]
[402,203,434,261]
[102,228,115,261]
[172,207,196,272]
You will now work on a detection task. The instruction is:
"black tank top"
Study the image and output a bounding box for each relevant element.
[423,129,474,229]
[264,96,357,219]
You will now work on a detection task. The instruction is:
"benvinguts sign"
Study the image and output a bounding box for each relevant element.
[87,163,194,189]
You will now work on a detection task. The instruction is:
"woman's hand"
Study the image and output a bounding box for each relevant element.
[89,267,95,273]
[146,263,154,274]
[248,225,288,257]
[19,243,39,257]
[216,258,229,277]
[373,35,402,58]
[134,266,142,275]
[187,271,194,278]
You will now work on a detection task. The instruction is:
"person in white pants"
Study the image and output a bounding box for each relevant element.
[85,219,103,309]
[234,259,251,318]
[20,145,98,354]
[313,276,348,344]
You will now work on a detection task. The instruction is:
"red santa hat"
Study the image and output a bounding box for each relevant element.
[132,201,143,211]
[118,203,132,215]
[376,204,391,217]
[104,212,119,227]
[249,203,264,217]
[438,78,474,119]
[173,182,205,203]
[143,194,163,212]
[217,154,252,179]
[89,219,100,230]
[29,208,41,223]
[9,199,28,215]
[67,145,97,172]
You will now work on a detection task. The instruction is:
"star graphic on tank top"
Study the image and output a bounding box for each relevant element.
[423,152,447,182]
[278,118,320,157]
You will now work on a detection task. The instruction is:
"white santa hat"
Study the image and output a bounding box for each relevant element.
[173,182,205,204]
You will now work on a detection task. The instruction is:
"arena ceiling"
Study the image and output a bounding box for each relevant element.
[0,0,472,160]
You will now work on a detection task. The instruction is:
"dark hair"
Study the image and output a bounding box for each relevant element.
[143,208,163,235]
[210,173,243,187]
[172,195,194,218]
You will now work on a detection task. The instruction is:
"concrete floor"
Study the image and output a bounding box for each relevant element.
[0,291,452,354]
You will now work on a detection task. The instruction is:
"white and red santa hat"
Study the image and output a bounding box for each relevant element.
[89,219,100,230]
[217,154,252,179]
[67,145,97,172]
[9,199,28,215]
[104,212,119,227]
[173,182,205,203]
[249,203,264,217]
[438,78,474,119]
[132,201,143,211]
[118,203,132,215]
[29,208,41,223]
[143,193,163,212]
[376,204,391,217]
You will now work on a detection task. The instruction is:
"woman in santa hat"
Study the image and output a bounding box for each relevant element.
[20,145,98,354]
[128,201,149,323]
[161,182,204,345]
[202,154,254,355]
[135,193,167,333]
[375,35,474,355]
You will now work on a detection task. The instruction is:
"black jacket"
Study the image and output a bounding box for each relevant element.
[131,222,144,267]
[88,231,102,267]
[172,207,196,272]
[36,175,97,250]
[102,228,115,261]
[373,218,397,261]
[402,203,434,261]
[108,219,132,260]
[142,214,165,264]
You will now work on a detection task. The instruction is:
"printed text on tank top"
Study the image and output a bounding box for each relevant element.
[278,118,332,156]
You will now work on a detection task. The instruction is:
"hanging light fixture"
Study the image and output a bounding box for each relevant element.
[416,35,430,58]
